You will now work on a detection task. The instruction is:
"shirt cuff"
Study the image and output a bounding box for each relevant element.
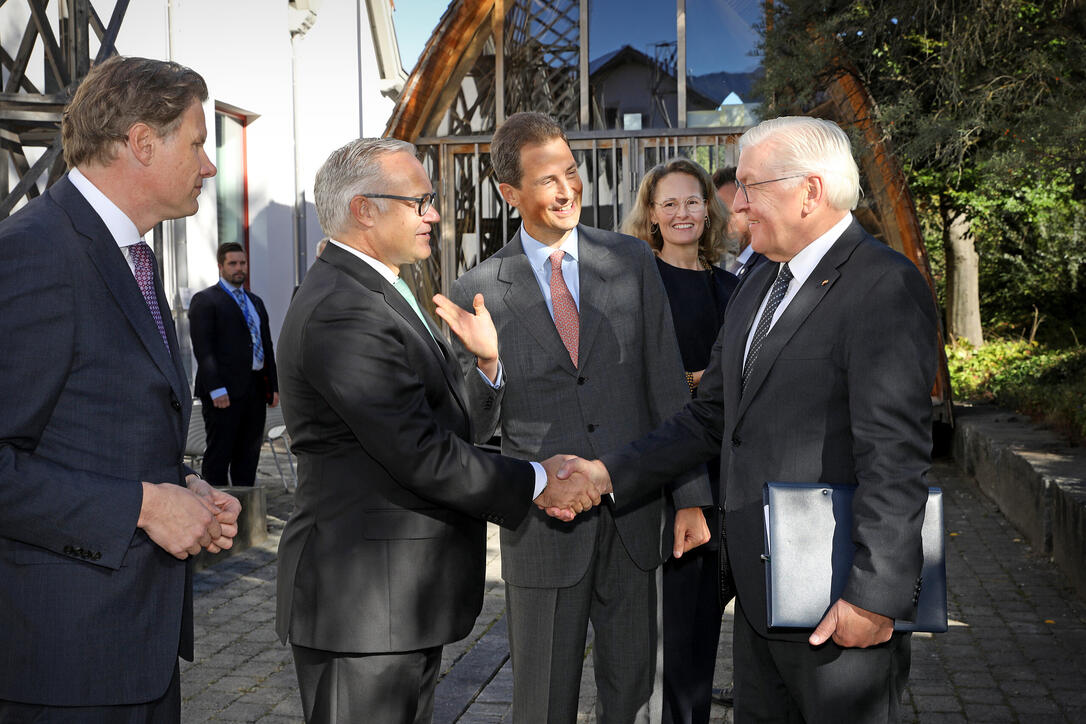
[529,461,547,500]
[210,387,228,400]
[476,360,504,388]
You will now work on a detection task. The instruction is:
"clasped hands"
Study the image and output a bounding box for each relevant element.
[533,455,613,522]
[138,475,242,560]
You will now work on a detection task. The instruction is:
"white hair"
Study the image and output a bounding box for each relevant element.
[314,138,417,238]
[739,117,861,211]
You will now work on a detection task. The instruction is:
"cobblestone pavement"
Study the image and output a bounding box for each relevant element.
[180,456,1086,722]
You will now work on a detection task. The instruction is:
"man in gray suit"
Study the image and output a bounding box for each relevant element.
[0,56,239,721]
[434,112,712,722]
[275,138,606,723]
[563,116,938,723]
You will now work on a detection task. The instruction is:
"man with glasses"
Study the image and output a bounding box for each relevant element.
[562,116,938,723]
[274,138,606,723]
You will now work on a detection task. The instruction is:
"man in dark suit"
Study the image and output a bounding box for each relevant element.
[433,112,712,722]
[188,242,279,486]
[0,56,240,722]
[714,165,765,284]
[562,116,938,723]
[274,138,604,724]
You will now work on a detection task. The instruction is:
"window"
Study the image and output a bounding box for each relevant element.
[215,109,249,264]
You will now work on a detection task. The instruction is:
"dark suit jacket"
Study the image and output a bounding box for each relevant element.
[189,282,277,402]
[450,225,711,589]
[603,220,938,639]
[0,177,194,705]
[275,244,535,654]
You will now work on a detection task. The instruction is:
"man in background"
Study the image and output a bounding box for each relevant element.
[189,241,279,487]
[0,55,239,722]
[713,165,763,281]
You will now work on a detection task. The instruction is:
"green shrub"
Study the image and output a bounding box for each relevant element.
[948,339,1086,444]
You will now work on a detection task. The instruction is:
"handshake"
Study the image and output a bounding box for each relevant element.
[534,456,613,522]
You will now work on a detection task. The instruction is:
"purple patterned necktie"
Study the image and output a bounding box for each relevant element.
[129,241,170,349]
[549,250,579,366]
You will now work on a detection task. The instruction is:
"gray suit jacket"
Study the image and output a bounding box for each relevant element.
[275,244,535,654]
[603,220,938,639]
[0,177,193,705]
[451,225,711,588]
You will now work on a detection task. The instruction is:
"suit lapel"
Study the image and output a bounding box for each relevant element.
[574,226,613,370]
[734,223,865,420]
[52,179,189,411]
[496,233,578,376]
[324,245,471,417]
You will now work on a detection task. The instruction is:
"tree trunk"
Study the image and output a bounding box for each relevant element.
[940,200,984,346]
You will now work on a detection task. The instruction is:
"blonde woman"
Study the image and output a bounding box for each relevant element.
[623,157,739,724]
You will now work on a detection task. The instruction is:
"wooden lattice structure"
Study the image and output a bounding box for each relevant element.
[0,0,129,218]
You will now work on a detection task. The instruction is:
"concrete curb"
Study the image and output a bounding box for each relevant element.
[952,402,1086,599]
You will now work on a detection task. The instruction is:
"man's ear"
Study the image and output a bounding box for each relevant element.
[126,122,156,166]
[801,175,825,214]
[350,195,375,228]
[498,182,520,209]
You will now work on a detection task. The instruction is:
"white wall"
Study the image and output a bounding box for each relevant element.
[1,0,400,352]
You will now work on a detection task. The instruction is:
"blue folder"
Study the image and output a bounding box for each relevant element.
[762,482,948,633]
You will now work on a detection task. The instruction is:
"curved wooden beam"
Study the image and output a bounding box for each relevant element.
[384,0,495,141]
[824,69,953,420]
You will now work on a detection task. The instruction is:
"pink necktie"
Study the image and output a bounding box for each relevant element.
[549,250,579,366]
[129,241,170,349]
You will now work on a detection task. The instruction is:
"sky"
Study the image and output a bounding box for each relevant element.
[393,1,449,73]
[391,1,762,77]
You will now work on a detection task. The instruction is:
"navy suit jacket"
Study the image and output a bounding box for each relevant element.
[189,282,278,402]
[0,176,194,705]
[603,220,938,639]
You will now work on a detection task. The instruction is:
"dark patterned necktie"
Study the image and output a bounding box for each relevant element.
[549,250,579,366]
[231,288,264,365]
[742,263,793,392]
[129,241,169,349]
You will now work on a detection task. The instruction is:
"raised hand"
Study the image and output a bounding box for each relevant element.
[433,292,499,381]
[809,598,894,648]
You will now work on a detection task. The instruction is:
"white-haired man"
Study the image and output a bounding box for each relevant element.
[561,116,938,722]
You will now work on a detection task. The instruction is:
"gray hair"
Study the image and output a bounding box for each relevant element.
[314,138,417,238]
[739,117,861,211]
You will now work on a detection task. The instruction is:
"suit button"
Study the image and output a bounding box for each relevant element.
[92,552,102,561]
[170,397,181,411]
[731,436,742,447]
[63,545,74,555]
[587,424,597,433]
[577,376,587,385]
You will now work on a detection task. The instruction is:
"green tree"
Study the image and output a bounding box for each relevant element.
[759,0,1086,345]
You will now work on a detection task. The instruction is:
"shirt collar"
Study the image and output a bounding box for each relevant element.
[328,238,400,286]
[780,212,853,289]
[736,245,755,265]
[219,278,243,294]
[67,167,143,249]
[520,224,579,273]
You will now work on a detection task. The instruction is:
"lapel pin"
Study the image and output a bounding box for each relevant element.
[820,279,829,286]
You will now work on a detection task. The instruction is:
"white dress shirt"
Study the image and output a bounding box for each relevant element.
[67,167,144,275]
[743,212,854,363]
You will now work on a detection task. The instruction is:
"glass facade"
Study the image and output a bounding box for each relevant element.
[215,111,248,257]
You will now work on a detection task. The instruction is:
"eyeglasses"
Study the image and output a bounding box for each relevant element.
[652,196,706,216]
[363,192,437,216]
[733,174,807,204]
